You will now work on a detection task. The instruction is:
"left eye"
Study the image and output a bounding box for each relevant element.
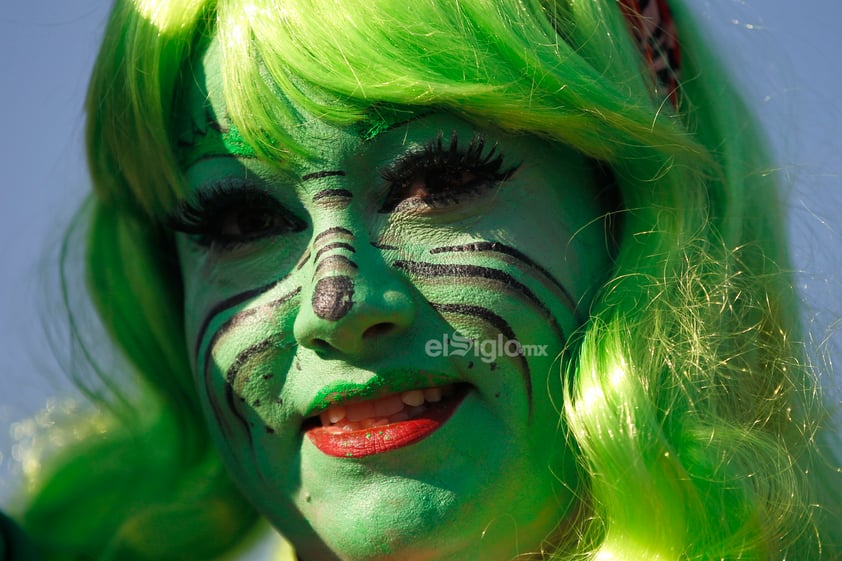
[167,185,307,249]
[216,207,291,241]
[379,131,520,213]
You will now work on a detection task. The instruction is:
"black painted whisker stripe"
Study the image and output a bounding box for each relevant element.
[225,338,276,385]
[204,310,295,448]
[222,337,276,444]
[224,382,253,446]
[430,302,532,407]
[302,170,346,182]
[371,242,399,251]
[314,255,359,276]
[199,287,302,376]
[429,241,577,314]
[296,249,312,271]
[312,188,353,202]
[393,260,566,342]
[313,242,356,262]
[194,277,285,355]
[314,227,354,243]
[208,386,237,446]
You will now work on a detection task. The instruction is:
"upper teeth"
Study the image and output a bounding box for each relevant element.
[318,385,453,431]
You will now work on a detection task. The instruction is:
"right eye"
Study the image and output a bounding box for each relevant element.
[378,131,520,213]
[167,184,306,249]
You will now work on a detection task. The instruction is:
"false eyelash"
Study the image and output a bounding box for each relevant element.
[166,181,306,247]
[378,130,520,212]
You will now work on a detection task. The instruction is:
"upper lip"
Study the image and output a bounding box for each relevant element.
[302,368,458,419]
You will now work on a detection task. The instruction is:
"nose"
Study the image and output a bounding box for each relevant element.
[293,226,415,358]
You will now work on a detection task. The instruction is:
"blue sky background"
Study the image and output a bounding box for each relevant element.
[1,0,841,531]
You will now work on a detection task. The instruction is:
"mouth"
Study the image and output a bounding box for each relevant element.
[304,383,470,458]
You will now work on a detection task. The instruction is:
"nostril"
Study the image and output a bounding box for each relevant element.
[363,323,395,339]
[311,338,332,351]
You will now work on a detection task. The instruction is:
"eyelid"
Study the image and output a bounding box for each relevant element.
[165,180,306,247]
[377,130,520,213]
[166,181,271,232]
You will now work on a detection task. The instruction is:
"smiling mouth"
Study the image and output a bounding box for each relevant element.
[304,383,470,458]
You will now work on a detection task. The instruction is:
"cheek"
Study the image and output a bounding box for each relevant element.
[503,189,610,311]
[189,288,306,501]
[176,234,306,361]
[177,238,305,477]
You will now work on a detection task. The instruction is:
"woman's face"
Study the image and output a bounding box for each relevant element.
[174,41,611,561]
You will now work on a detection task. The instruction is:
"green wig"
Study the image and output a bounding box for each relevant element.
[10,0,841,559]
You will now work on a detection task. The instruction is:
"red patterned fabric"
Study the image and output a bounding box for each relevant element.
[618,0,682,106]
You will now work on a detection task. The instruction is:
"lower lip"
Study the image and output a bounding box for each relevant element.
[306,390,468,458]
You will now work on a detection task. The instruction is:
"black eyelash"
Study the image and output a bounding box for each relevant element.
[166,182,306,248]
[378,130,520,213]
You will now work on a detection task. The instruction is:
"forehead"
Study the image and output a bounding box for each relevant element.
[174,39,256,168]
[174,37,422,170]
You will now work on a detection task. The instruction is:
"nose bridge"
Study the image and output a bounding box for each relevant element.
[310,224,359,321]
[294,194,415,356]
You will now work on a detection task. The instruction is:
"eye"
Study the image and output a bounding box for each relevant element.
[378,131,520,213]
[166,183,306,249]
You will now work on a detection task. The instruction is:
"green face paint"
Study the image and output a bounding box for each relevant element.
[174,39,612,560]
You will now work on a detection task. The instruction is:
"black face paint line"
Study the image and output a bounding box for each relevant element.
[312,276,355,321]
[308,228,360,321]
[211,333,292,484]
[314,227,354,244]
[194,277,282,355]
[429,241,577,315]
[314,242,355,262]
[296,248,312,271]
[429,302,532,408]
[392,260,566,342]
[314,255,359,277]
[305,171,354,209]
[207,336,276,451]
[201,287,302,391]
[301,170,347,182]
[430,241,586,325]
[312,189,354,202]
[311,190,354,210]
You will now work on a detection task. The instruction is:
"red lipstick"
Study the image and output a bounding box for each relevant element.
[306,386,468,458]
